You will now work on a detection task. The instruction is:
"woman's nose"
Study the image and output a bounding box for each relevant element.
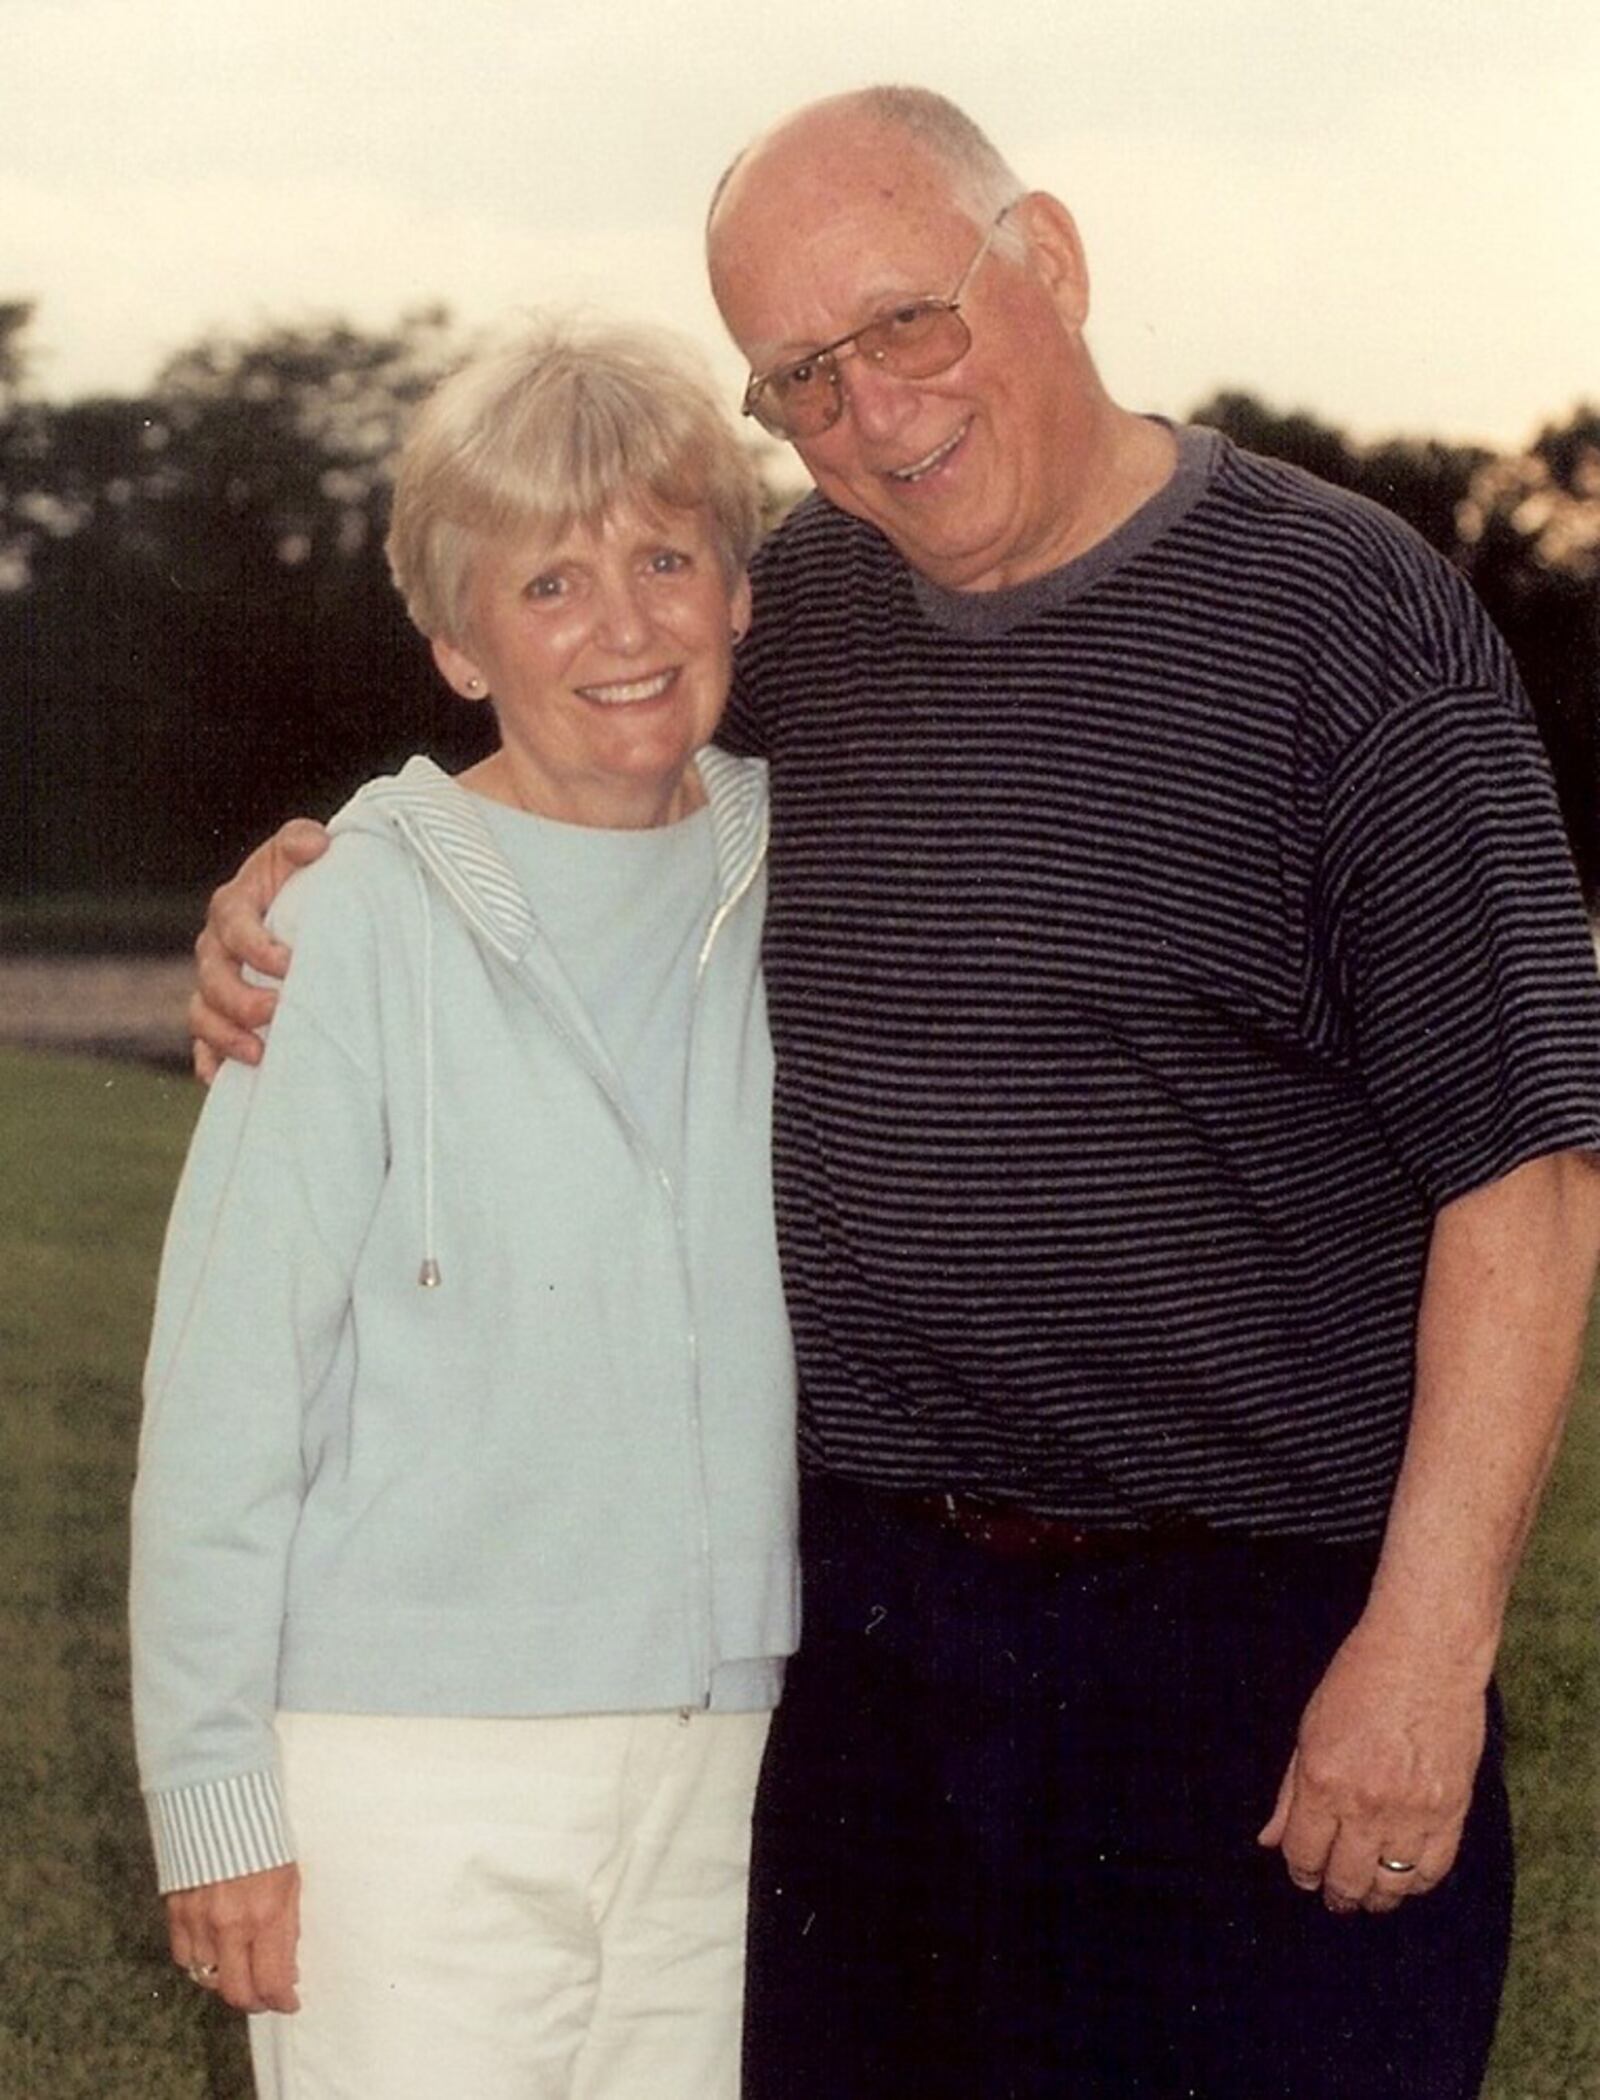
[592,575,650,652]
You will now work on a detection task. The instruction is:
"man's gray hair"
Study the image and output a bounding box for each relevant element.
[853,86,1026,234]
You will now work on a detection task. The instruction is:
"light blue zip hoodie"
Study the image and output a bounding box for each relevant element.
[131,751,798,1892]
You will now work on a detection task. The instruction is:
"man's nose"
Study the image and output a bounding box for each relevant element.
[834,349,920,444]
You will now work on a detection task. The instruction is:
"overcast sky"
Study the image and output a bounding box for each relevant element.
[7,0,1597,451]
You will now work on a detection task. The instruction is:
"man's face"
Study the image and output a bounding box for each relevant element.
[710,134,1092,593]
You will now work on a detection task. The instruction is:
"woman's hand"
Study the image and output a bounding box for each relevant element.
[166,1863,302,2013]
[190,820,329,1083]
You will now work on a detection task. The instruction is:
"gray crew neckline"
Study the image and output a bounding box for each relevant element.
[909,421,1221,638]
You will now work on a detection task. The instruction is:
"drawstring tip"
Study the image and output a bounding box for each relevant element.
[417,1258,442,1289]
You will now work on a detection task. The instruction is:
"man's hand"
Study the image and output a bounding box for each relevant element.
[166,1862,302,2014]
[1257,1621,1484,1914]
[1261,1150,1600,1917]
[190,820,329,1082]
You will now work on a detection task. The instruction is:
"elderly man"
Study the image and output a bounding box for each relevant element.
[193,87,1600,2100]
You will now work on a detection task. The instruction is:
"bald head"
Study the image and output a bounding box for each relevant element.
[705,88,1040,383]
[707,86,1023,266]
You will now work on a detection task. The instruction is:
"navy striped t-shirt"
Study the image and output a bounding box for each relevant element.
[720,425,1600,1541]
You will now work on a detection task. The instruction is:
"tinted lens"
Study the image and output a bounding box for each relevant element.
[747,301,972,439]
[754,359,840,439]
[858,302,971,379]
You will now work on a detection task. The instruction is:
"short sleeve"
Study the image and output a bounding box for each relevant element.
[1317,680,1600,1207]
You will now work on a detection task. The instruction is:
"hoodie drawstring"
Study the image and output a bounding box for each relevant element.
[412,859,442,1289]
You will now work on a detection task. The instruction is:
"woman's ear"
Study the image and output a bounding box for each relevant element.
[730,571,754,643]
[431,634,491,701]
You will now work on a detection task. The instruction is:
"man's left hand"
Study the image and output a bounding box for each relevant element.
[1256,1619,1485,1914]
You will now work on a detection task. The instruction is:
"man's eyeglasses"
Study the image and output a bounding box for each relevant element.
[740,205,1016,442]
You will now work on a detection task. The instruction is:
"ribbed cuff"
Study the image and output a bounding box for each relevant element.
[147,1768,293,1893]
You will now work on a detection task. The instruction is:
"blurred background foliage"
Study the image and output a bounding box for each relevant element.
[2,299,1595,928]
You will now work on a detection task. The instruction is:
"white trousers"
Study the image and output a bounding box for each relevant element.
[249,1707,769,2100]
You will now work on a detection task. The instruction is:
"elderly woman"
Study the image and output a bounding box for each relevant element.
[129,320,797,2100]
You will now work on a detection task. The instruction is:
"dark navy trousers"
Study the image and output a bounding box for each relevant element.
[743,1477,1512,2100]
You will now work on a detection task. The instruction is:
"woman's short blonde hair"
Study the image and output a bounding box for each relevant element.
[386,317,762,643]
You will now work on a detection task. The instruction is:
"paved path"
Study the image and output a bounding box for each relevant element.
[0,957,195,1064]
[2,928,1595,1070]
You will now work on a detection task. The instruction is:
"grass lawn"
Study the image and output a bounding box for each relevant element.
[1,1048,251,2097]
[1,1043,1594,2097]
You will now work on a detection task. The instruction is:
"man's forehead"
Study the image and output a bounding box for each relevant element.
[715,184,977,361]
[738,281,944,371]
[713,114,962,257]
[723,131,951,231]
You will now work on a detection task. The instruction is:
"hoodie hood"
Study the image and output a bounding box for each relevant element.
[328,749,769,967]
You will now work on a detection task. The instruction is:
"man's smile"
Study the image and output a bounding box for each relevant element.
[885,419,973,484]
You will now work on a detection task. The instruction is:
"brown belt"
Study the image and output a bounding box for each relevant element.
[898,1490,1207,1565]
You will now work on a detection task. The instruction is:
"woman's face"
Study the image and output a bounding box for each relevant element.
[434,496,751,828]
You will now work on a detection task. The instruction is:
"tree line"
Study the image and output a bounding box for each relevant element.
[2,302,1595,912]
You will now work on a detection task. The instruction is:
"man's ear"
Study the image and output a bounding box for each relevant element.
[1011,191,1091,332]
[431,634,491,701]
